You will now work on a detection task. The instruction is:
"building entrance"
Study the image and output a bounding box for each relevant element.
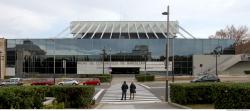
[111,67,140,74]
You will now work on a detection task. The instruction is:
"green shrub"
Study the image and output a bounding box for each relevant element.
[213,83,250,109]
[48,86,95,108]
[4,76,14,79]
[96,75,112,83]
[0,86,95,109]
[0,86,45,109]
[87,74,112,83]
[135,74,155,82]
[170,82,250,109]
[244,71,250,74]
[170,83,215,105]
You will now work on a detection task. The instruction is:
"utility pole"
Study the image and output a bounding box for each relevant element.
[216,54,218,75]
[166,5,170,102]
[162,5,170,102]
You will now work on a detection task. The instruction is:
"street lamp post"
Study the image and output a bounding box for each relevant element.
[109,48,112,74]
[53,39,56,84]
[144,54,147,82]
[109,48,112,68]
[0,51,2,78]
[102,48,106,75]
[172,37,175,82]
[213,46,222,76]
[162,5,170,102]
[144,54,147,75]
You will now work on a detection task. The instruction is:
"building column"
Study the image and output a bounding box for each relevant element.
[0,38,6,79]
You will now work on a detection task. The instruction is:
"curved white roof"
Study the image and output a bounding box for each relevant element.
[70,21,179,39]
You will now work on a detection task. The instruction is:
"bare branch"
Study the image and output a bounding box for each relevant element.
[210,25,249,45]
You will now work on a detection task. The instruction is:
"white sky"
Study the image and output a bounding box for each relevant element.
[0,0,250,39]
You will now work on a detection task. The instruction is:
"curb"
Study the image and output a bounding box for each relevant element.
[168,102,191,109]
[93,89,105,100]
[95,103,104,109]
[43,97,56,105]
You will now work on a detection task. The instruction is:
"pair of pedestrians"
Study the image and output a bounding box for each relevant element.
[121,81,136,100]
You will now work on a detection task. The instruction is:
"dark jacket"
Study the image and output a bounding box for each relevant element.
[121,83,128,92]
[130,83,136,93]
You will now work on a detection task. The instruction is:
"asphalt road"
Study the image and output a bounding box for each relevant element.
[141,82,167,101]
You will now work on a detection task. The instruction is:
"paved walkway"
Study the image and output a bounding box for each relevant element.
[100,83,161,104]
[96,103,179,109]
[96,75,180,109]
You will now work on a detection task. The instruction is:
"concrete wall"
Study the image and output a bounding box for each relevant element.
[0,38,6,79]
[77,61,169,74]
[193,55,234,76]
[222,61,250,75]
[6,67,15,76]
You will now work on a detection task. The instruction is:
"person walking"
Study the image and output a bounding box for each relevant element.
[121,81,128,100]
[130,82,136,100]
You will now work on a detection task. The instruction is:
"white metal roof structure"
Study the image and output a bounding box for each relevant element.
[70,21,181,39]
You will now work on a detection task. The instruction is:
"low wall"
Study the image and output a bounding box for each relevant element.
[193,55,234,76]
[223,61,250,75]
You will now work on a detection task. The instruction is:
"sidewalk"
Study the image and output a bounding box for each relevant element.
[96,102,180,109]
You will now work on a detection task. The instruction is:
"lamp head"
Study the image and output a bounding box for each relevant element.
[162,12,169,15]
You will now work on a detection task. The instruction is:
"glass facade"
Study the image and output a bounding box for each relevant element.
[6,39,235,76]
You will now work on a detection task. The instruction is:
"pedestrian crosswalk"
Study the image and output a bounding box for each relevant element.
[100,83,161,104]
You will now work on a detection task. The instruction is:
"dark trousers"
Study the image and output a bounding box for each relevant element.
[121,91,127,100]
[130,93,135,100]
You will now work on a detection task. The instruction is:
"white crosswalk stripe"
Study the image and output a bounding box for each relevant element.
[100,83,161,104]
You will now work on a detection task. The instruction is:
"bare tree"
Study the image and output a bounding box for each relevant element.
[235,40,250,54]
[209,25,249,45]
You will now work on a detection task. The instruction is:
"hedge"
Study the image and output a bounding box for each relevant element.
[244,71,250,74]
[170,82,250,109]
[0,86,95,109]
[170,83,215,105]
[95,75,112,83]
[213,83,250,109]
[0,86,46,109]
[83,74,112,83]
[135,74,155,82]
[48,86,95,108]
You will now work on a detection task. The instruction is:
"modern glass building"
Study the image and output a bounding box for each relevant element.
[6,39,234,77]
[5,21,235,77]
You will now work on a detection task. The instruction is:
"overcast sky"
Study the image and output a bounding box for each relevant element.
[0,0,250,39]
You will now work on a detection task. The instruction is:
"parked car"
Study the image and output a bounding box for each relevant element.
[31,79,54,86]
[58,79,79,85]
[81,78,101,85]
[191,74,220,83]
[0,78,23,86]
